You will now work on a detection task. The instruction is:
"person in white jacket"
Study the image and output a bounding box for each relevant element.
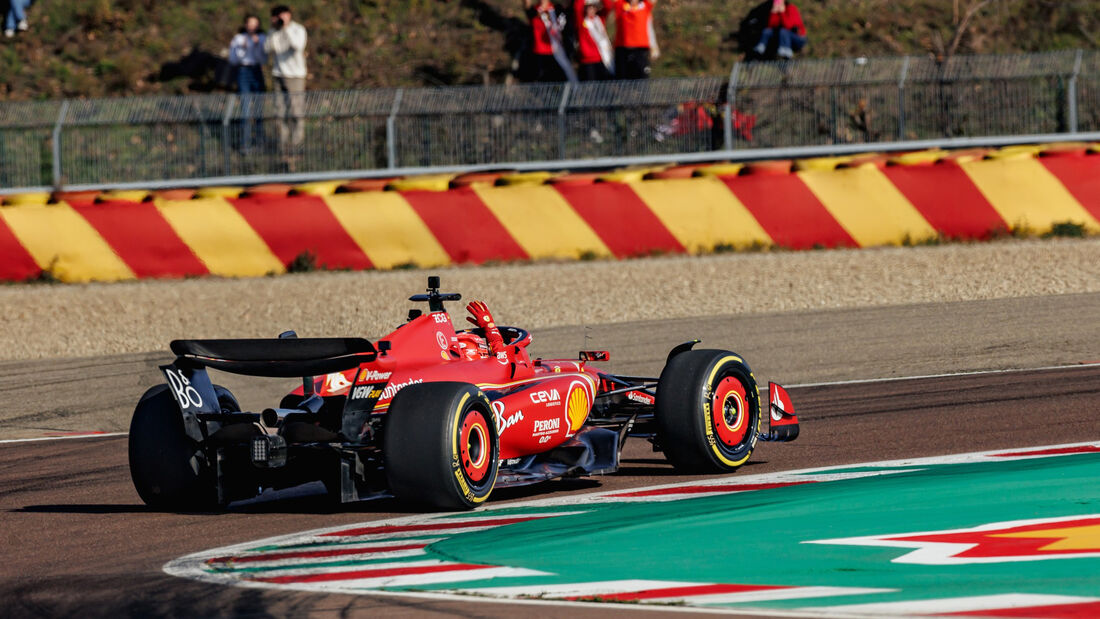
[264,4,307,152]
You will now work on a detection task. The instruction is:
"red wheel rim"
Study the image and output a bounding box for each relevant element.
[712,376,749,447]
[459,410,491,483]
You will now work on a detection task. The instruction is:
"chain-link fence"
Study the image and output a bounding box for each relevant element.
[2,50,1099,192]
[0,100,62,191]
[733,51,1091,148]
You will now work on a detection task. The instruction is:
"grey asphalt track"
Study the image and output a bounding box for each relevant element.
[3,292,1097,440]
[1,293,1098,618]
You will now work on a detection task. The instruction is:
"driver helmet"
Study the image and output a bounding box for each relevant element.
[452,332,489,361]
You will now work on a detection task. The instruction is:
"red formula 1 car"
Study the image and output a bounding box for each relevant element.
[130,277,799,511]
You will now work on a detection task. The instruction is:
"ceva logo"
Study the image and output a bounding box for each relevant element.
[530,389,561,405]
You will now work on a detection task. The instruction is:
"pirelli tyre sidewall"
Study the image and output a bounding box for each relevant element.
[384,382,499,510]
[656,349,761,473]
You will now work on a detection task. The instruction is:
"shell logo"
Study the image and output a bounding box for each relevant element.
[566,383,591,431]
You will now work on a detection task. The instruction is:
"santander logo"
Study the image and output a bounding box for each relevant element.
[381,378,422,400]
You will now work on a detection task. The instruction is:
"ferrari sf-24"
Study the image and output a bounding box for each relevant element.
[130,277,799,510]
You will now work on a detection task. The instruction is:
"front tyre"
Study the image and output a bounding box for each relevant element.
[656,350,761,473]
[384,382,498,510]
[128,385,217,510]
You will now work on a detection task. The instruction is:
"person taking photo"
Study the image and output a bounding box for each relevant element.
[264,4,308,154]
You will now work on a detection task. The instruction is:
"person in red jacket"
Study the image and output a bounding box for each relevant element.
[525,0,578,82]
[574,0,614,80]
[613,0,658,80]
[753,0,806,59]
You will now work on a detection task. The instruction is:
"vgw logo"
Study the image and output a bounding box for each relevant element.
[350,385,383,400]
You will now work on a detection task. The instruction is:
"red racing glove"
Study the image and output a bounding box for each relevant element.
[466,300,506,354]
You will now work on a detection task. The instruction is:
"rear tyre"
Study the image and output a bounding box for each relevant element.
[212,385,240,413]
[384,382,498,510]
[128,385,217,510]
[655,349,761,473]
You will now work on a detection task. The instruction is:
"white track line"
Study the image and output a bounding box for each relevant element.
[644,587,894,606]
[789,362,1100,388]
[804,593,1099,615]
[0,432,126,445]
[255,566,549,591]
[212,547,430,570]
[240,558,455,580]
[457,579,699,598]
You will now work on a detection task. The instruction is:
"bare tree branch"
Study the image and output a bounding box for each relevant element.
[1078,21,1100,47]
[876,30,906,54]
[945,0,995,59]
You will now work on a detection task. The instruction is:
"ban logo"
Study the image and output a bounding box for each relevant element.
[808,515,1100,565]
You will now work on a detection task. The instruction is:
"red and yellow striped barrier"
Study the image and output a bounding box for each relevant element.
[2,146,1098,282]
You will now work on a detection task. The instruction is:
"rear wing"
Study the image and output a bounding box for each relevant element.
[169,338,376,377]
[159,337,377,442]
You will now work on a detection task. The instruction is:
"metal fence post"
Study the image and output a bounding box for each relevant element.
[724,62,742,150]
[830,86,839,143]
[897,56,910,141]
[190,99,208,178]
[558,82,572,160]
[386,89,404,169]
[1068,49,1083,134]
[222,95,236,176]
[51,100,69,190]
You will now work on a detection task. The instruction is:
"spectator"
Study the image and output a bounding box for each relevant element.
[229,15,267,152]
[524,0,577,83]
[753,0,806,60]
[4,0,30,38]
[264,4,308,152]
[574,0,614,81]
[613,0,658,80]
